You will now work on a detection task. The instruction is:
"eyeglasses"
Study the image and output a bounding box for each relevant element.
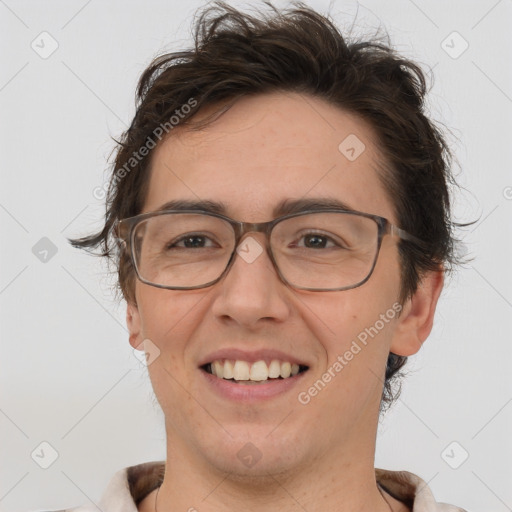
[115,209,425,292]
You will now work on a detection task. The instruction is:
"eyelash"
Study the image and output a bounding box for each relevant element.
[166,232,345,250]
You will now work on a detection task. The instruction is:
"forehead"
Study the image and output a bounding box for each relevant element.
[144,91,395,222]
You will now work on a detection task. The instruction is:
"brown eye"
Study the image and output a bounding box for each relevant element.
[167,234,216,249]
[303,234,328,248]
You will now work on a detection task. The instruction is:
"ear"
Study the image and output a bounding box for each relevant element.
[390,269,444,356]
[127,301,143,350]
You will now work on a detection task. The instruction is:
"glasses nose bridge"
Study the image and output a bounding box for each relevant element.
[234,219,274,244]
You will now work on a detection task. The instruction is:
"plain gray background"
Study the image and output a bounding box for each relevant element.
[1,1,511,511]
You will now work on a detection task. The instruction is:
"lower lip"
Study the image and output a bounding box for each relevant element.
[200,368,308,402]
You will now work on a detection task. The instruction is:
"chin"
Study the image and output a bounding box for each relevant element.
[197,429,306,480]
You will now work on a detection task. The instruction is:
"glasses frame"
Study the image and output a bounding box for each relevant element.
[115,208,426,292]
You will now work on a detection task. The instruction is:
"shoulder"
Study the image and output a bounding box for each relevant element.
[375,467,468,511]
[27,508,98,512]
[29,462,165,512]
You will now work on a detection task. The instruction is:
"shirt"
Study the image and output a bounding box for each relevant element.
[37,461,467,512]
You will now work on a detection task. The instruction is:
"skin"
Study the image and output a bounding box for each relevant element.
[129,91,444,512]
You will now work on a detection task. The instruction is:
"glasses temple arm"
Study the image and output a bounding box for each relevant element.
[389,224,429,249]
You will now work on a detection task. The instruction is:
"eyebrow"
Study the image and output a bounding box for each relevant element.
[154,199,227,215]
[274,198,356,216]
[153,197,357,217]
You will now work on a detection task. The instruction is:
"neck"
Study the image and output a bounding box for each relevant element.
[150,440,396,512]
[146,384,403,512]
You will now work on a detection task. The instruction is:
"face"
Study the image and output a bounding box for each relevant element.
[127,91,441,480]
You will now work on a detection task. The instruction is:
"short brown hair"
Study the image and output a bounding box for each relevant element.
[69,1,460,410]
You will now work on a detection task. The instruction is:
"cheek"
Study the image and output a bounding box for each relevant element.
[298,254,402,370]
[301,293,401,418]
[136,288,208,415]
[138,285,200,330]
[136,286,211,362]
[303,289,396,342]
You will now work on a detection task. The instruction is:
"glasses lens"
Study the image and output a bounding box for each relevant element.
[271,212,379,290]
[129,211,380,290]
[132,213,235,288]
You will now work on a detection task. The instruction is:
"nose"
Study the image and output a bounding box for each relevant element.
[210,234,292,329]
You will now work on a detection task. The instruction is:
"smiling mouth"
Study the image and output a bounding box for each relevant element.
[201,359,309,384]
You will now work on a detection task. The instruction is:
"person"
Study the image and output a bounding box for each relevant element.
[61,1,467,511]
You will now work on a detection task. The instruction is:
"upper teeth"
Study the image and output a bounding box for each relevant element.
[210,360,301,381]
